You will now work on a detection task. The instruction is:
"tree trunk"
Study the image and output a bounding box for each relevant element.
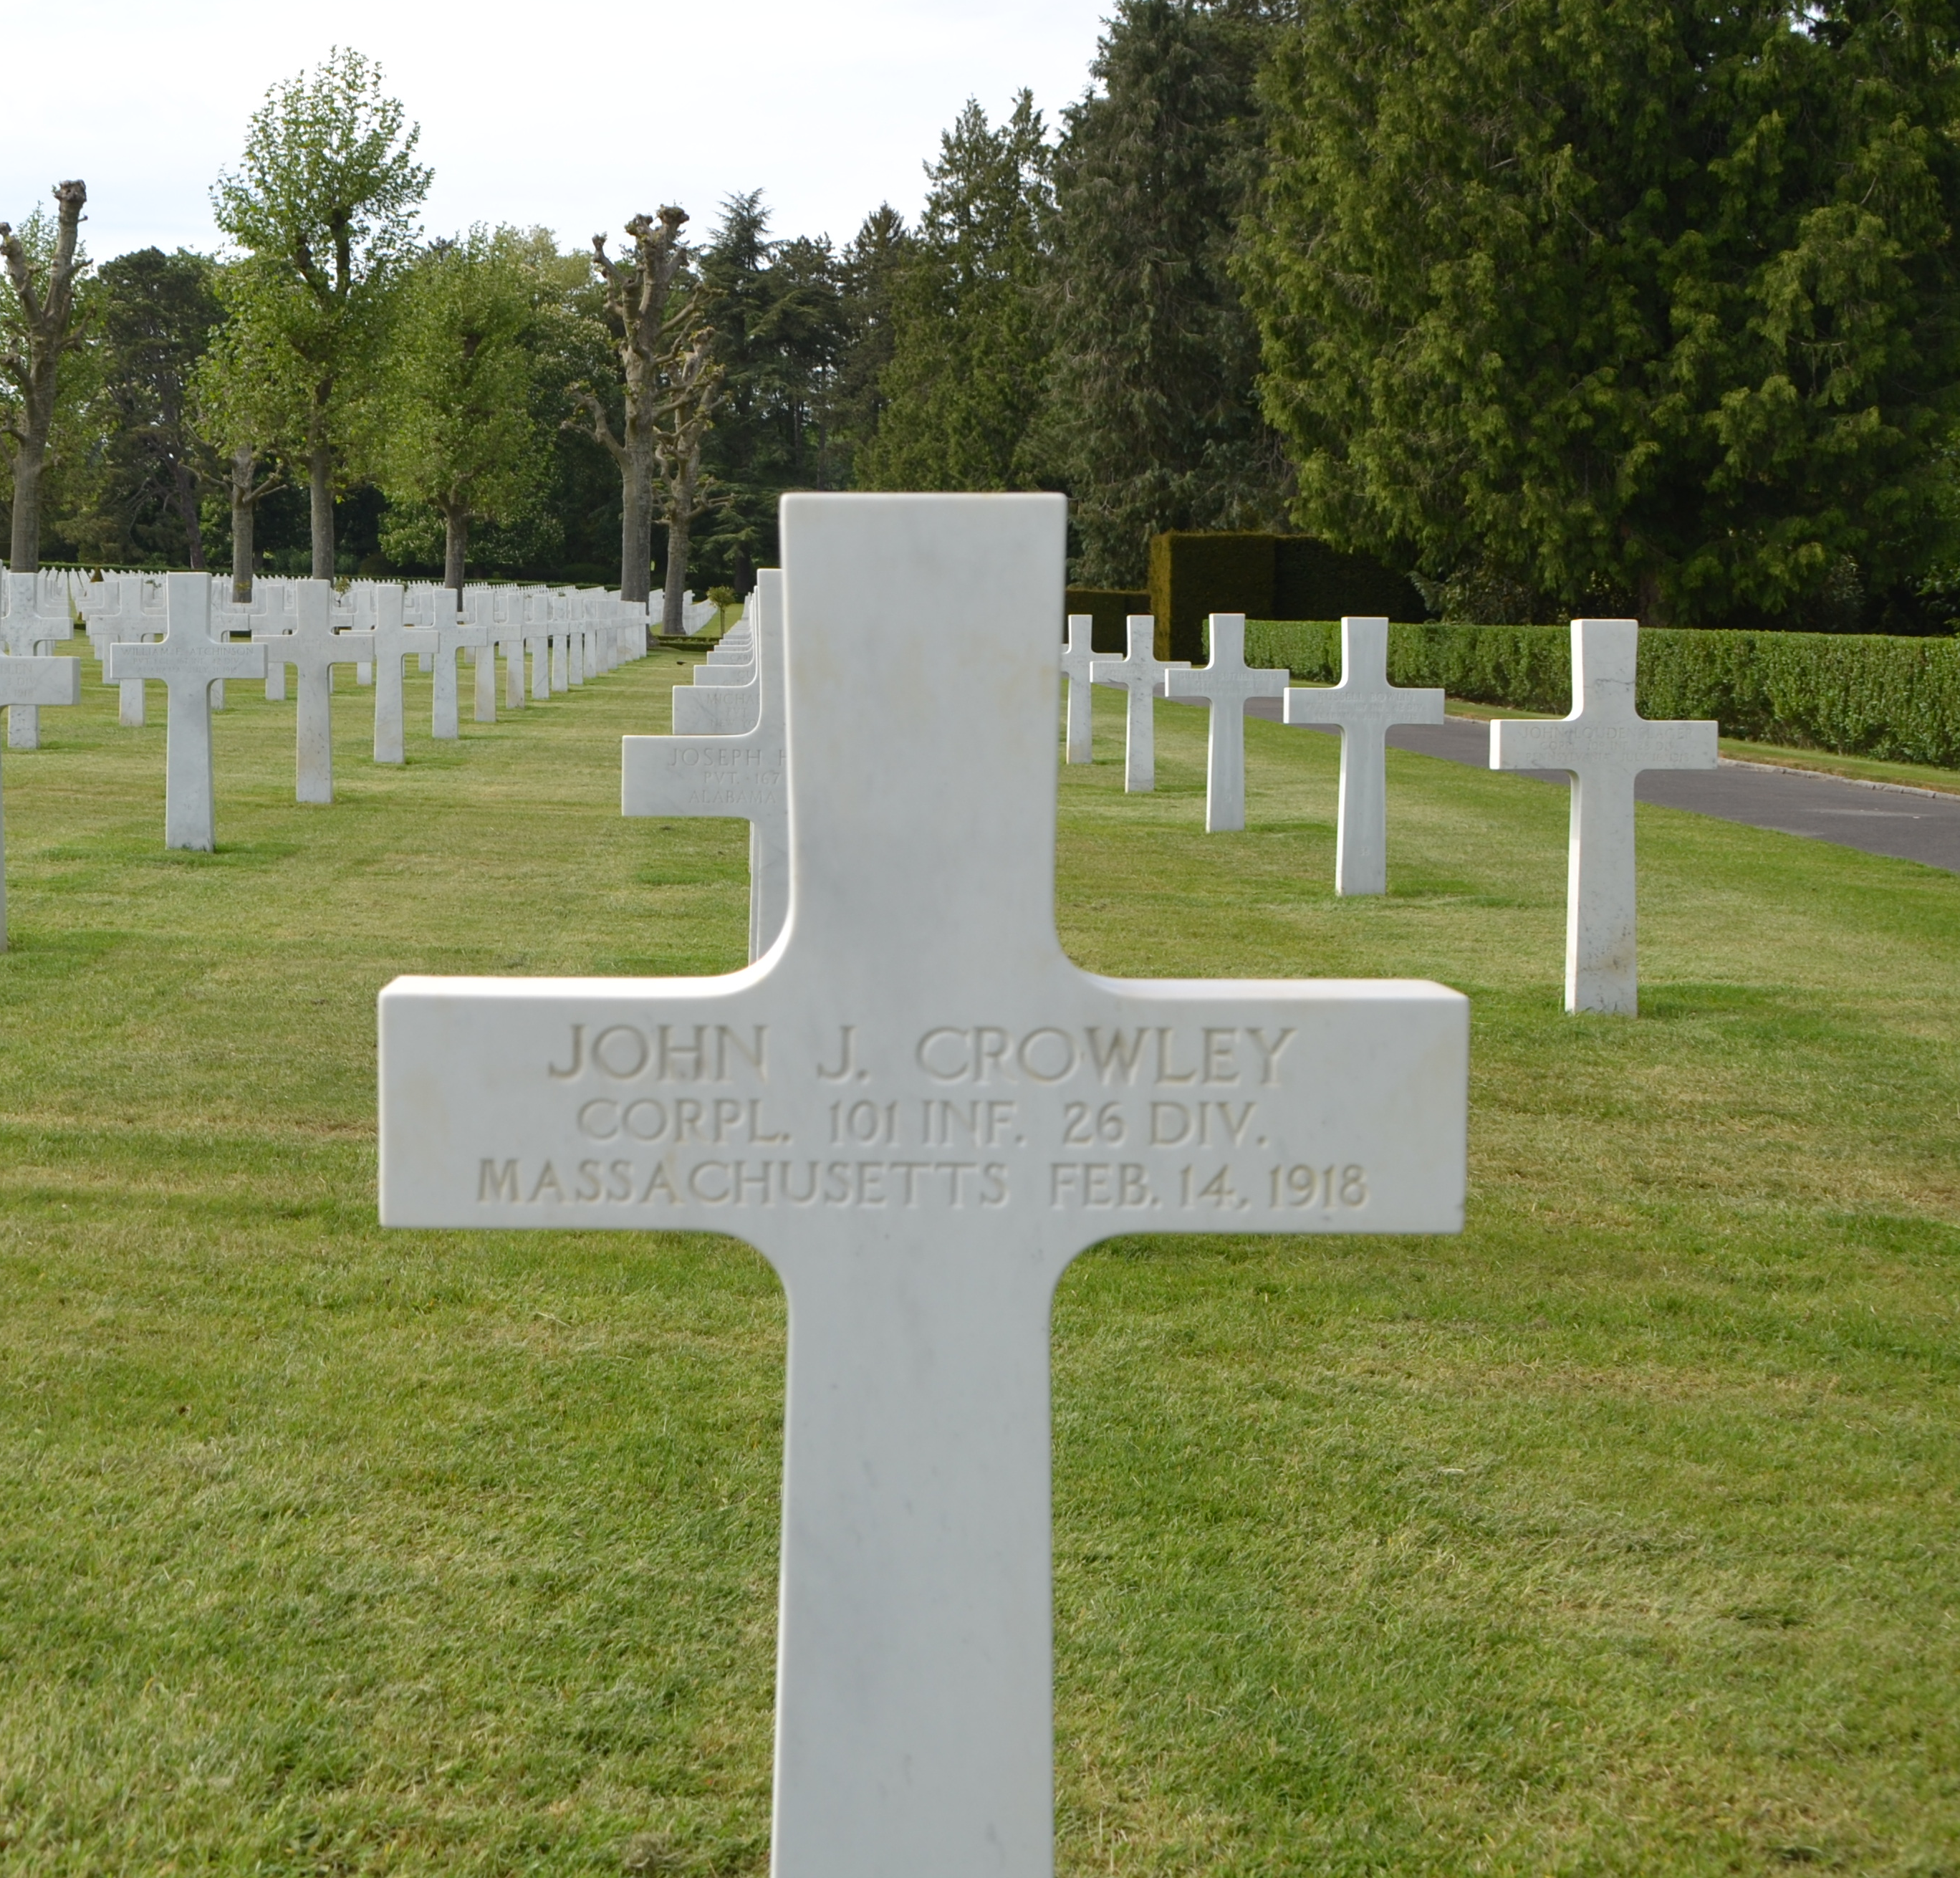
[175,459,206,571]
[230,447,256,602]
[9,436,45,572]
[663,506,692,638]
[443,503,468,606]
[620,440,654,604]
[309,441,335,580]
[1634,565,1663,626]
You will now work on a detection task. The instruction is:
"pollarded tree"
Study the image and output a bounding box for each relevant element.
[373,228,541,600]
[211,47,430,578]
[1239,0,1960,626]
[571,206,706,603]
[859,93,1055,492]
[653,330,726,633]
[0,181,91,572]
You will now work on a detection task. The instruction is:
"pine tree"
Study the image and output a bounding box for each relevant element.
[858,93,1055,492]
[1043,0,1293,585]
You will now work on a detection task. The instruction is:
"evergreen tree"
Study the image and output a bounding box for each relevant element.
[859,93,1055,492]
[1239,0,1960,626]
[1044,0,1293,585]
[832,205,914,489]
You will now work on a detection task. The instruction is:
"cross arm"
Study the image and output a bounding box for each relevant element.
[0,654,82,709]
[1489,717,1717,775]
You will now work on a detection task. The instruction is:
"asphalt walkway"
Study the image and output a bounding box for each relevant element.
[1226,696,1960,875]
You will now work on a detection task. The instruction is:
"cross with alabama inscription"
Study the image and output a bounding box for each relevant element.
[379,494,1468,1878]
[622,570,787,962]
[1491,618,1717,1015]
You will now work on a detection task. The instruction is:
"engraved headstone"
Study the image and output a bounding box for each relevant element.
[105,574,266,851]
[1164,613,1289,832]
[1059,613,1095,765]
[1491,618,1718,1015]
[255,580,367,805]
[1282,616,1446,895]
[1,572,76,749]
[380,494,1469,1877]
[623,569,787,962]
[343,588,438,765]
[0,648,81,948]
[1090,615,1188,792]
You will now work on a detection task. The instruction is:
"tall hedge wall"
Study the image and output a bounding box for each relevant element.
[1241,620,1960,767]
[1064,587,1150,653]
[1148,534,1422,662]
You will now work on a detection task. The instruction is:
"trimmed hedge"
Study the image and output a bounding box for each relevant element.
[1243,620,1960,768]
[1065,587,1150,654]
[1148,533,1421,663]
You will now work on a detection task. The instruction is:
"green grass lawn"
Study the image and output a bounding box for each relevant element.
[1,653,1956,1875]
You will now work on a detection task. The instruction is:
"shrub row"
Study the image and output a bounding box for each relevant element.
[1242,621,1960,768]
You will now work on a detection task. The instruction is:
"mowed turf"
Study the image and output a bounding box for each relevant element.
[1,649,1956,1876]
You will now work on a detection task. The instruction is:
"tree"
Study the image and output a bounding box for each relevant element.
[858,94,1055,492]
[373,228,541,599]
[832,205,916,487]
[654,329,726,632]
[211,47,430,579]
[1239,0,1960,627]
[572,206,703,603]
[1043,0,1293,585]
[82,248,225,570]
[0,181,90,571]
[691,193,847,589]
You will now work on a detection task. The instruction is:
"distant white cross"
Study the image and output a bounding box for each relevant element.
[105,574,266,851]
[1059,613,1095,764]
[80,573,163,725]
[431,605,489,741]
[1,573,76,749]
[623,570,787,962]
[1282,617,1446,896]
[380,494,1469,1878]
[343,589,439,765]
[1090,615,1188,792]
[1491,618,1718,1015]
[254,581,368,805]
[1164,613,1289,832]
[0,647,80,948]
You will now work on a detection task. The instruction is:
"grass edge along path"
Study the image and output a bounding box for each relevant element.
[0,662,1956,1874]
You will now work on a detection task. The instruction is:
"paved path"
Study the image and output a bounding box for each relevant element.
[1224,695,1960,874]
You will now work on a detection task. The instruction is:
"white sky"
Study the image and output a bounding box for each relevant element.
[4,0,1113,263]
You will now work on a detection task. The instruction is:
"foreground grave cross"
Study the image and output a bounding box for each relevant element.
[380,494,1467,1878]
[1282,617,1446,896]
[1090,614,1188,791]
[1,572,77,749]
[254,580,366,805]
[0,650,82,948]
[1059,613,1095,763]
[622,570,787,962]
[105,574,266,851]
[1164,613,1289,832]
[1491,618,1717,1015]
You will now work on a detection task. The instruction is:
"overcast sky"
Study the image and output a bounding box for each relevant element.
[4,0,1113,263]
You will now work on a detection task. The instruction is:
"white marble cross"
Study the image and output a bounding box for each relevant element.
[1059,613,1095,764]
[1,573,76,749]
[343,588,439,765]
[1090,615,1188,792]
[1282,617,1446,896]
[80,573,163,725]
[623,570,787,963]
[105,574,266,851]
[255,580,367,805]
[1164,613,1289,832]
[524,593,552,702]
[431,605,489,741]
[1491,618,1717,1015]
[379,494,1469,1878]
[0,648,81,949]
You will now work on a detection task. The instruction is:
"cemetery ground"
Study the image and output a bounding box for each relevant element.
[1,653,1956,1878]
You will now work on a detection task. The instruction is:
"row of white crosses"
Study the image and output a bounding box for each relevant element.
[1065,609,1716,1015]
[380,492,1471,1877]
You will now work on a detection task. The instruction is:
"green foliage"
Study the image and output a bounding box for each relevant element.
[1064,585,1150,652]
[1239,0,1960,627]
[0,201,97,558]
[830,205,915,485]
[369,226,544,576]
[858,93,1055,492]
[1245,616,1960,763]
[1042,0,1293,585]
